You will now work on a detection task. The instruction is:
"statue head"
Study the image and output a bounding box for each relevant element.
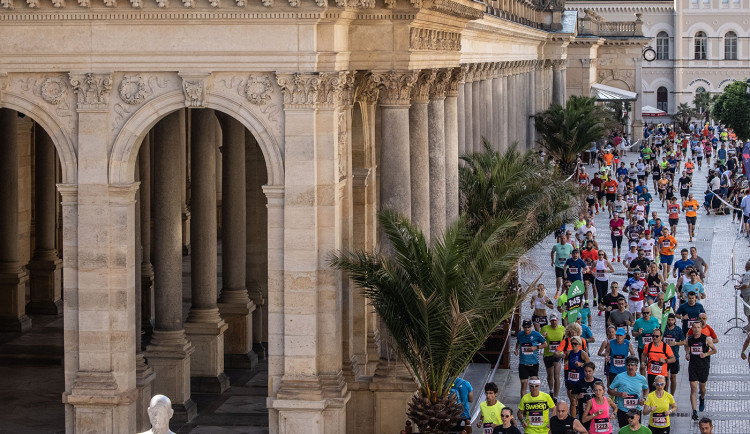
[147,395,174,432]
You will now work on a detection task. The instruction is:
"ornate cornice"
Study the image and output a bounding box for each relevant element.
[371,71,417,106]
[410,69,436,103]
[409,27,461,52]
[69,72,112,112]
[276,72,319,110]
[428,0,484,20]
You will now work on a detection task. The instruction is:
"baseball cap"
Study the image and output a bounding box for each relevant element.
[522,320,533,328]
[627,408,640,417]
[630,242,638,247]
[616,328,626,336]
[668,313,676,319]
[644,230,650,234]
[549,313,559,320]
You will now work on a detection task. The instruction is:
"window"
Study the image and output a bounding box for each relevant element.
[657,87,668,112]
[656,32,669,60]
[725,31,738,60]
[695,31,707,60]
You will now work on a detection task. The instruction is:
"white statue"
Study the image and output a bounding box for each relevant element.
[138,395,175,434]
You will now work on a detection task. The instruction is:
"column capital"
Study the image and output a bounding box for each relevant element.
[262,184,285,202]
[276,72,320,110]
[410,69,436,104]
[68,72,113,112]
[57,183,79,203]
[429,69,451,99]
[317,71,355,109]
[446,68,462,97]
[109,182,140,205]
[372,71,417,106]
[354,71,380,105]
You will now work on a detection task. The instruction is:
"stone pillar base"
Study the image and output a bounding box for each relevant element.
[0,269,31,332]
[370,361,416,434]
[62,371,137,434]
[185,313,229,394]
[135,355,156,432]
[26,256,63,315]
[271,376,351,434]
[218,293,256,356]
[144,330,197,425]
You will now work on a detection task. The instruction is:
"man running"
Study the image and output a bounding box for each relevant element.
[541,314,564,400]
[666,197,680,235]
[551,234,573,296]
[515,320,547,398]
[683,193,700,242]
[641,329,675,392]
[608,356,649,429]
[604,176,619,217]
[662,313,685,395]
[658,227,677,280]
[686,322,717,421]
[517,377,555,434]
[610,212,625,262]
[689,246,709,279]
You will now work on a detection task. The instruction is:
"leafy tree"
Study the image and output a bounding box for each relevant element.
[329,211,532,433]
[693,90,716,125]
[713,80,750,140]
[673,103,696,133]
[533,95,615,173]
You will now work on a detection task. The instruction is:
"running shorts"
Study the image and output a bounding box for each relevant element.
[555,266,565,279]
[660,254,674,265]
[668,218,679,227]
[688,361,710,383]
[543,355,560,369]
[519,363,539,380]
[611,235,623,249]
[606,193,616,203]
[686,216,697,225]
[628,299,644,314]
[668,358,680,374]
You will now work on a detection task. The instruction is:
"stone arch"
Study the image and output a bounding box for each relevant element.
[0,94,77,184]
[109,90,284,186]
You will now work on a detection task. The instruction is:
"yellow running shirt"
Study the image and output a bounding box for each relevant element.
[645,391,675,428]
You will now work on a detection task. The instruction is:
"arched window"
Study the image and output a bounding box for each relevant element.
[657,86,668,112]
[695,31,708,60]
[725,31,738,60]
[656,31,669,60]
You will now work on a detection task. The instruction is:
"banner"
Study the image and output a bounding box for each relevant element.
[742,141,750,177]
[566,280,586,323]
[661,283,676,332]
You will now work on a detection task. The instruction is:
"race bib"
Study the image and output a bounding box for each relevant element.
[652,412,668,427]
[528,411,544,426]
[568,267,579,275]
[664,336,676,346]
[649,286,659,297]
[521,344,535,355]
[663,241,671,248]
[567,370,580,382]
[550,341,561,348]
[535,316,547,325]
[594,418,611,433]
[613,356,626,367]
[688,319,698,329]
[650,360,664,374]
[691,343,703,356]
[594,186,600,192]
[483,423,494,434]
[596,270,606,279]
[624,395,638,409]
[642,334,653,344]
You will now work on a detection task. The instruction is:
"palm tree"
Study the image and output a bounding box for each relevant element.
[533,95,615,174]
[693,91,715,125]
[673,103,696,133]
[459,140,585,245]
[329,211,533,433]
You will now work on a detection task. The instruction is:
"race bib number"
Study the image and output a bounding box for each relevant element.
[567,371,580,382]
[652,412,668,427]
[608,186,615,193]
[483,423,493,434]
[594,418,611,433]
[535,316,547,325]
[691,344,703,355]
[613,356,626,367]
[580,178,587,185]
[550,341,561,348]
[664,336,676,346]
[650,360,663,374]
[649,286,659,297]
[594,186,600,192]
[624,395,638,409]
[642,334,653,344]
[662,241,671,248]
[521,344,535,355]
[688,319,698,329]
[596,270,606,279]
[615,205,624,212]
[529,411,544,426]
[568,267,579,275]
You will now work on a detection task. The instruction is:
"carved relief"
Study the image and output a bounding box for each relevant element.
[430,69,451,98]
[409,27,461,52]
[276,73,319,109]
[215,73,283,139]
[179,74,208,108]
[288,0,298,6]
[69,73,113,111]
[41,76,69,105]
[410,69,436,103]
[372,71,417,106]
[447,67,463,97]
[337,111,347,180]
[384,0,395,8]
[353,72,379,105]
[245,74,274,105]
[261,0,272,6]
[119,75,147,105]
[318,71,354,108]
[1,0,13,9]
[129,0,142,7]
[428,0,484,19]
[315,0,326,5]
[51,0,63,6]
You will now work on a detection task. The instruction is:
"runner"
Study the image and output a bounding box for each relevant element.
[541,314,565,400]
[551,235,573,297]
[608,297,635,339]
[686,322,717,421]
[683,193,700,242]
[678,172,692,201]
[645,264,664,305]
[548,401,587,434]
[689,246,709,279]
[563,336,589,417]
[514,319,547,398]
[658,227,677,280]
[564,250,587,286]
[595,251,615,307]
[637,230,656,263]
[676,291,705,333]
[699,417,714,434]
[632,307,661,376]
[607,357,649,429]
[624,270,647,319]
[605,327,638,385]
[662,313,685,396]
[572,361,602,428]
[641,329,675,392]
[517,377,555,434]
[666,197,680,235]
[600,283,623,324]
[477,382,505,432]
[581,240,599,304]
[530,284,554,332]
[685,312,719,344]
[604,176,619,217]
[490,407,521,434]
[581,381,617,434]
[610,212,625,262]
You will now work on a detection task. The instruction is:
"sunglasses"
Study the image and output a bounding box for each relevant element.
[572,342,580,346]
[627,363,639,366]
[501,414,511,418]
[529,385,540,388]
[654,382,665,386]
[628,415,637,420]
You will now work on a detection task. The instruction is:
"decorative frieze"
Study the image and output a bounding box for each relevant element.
[409,27,461,52]
[118,75,147,105]
[40,76,69,105]
[353,72,379,105]
[410,69,436,103]
[69,72,112,111]
[429,0,484,19]
[276,72,319,109]
[371,71,417,106]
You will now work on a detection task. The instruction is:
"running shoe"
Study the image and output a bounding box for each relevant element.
[598,310,603,316]
[617,256,621,262]
[692,410,699,421]
[699,397,705,412]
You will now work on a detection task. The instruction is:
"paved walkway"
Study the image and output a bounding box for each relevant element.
[468,149,750,433]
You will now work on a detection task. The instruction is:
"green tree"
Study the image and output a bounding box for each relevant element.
[693,90,716,125]
[533,95,615,173]
[673,103,696,133]
[329,211,535,433]
[459,140,584,245]
[713,80,750,140]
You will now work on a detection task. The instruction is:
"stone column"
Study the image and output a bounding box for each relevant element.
[428,70,449,240]
[0,109,31,331]
[408,70,434,236]
[472,68,482,152]
[501,68,509,150]
[456,68,466,158]
[479,66,488,145]
[464,65,474,154]
[482,65,492,148]
[552,60,565,106]
[528,63,537,149]
[139,133,154,335]
[145,110,197,424]
[492,65,501,151]
[26,123,63,315]
[445,69,460,224]
[180,110,191,256]
[216,113,257,369]
[185,110,229,394]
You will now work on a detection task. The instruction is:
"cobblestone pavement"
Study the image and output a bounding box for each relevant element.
[467,148,750,433]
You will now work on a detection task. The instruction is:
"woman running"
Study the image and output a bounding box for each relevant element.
[594,251,615,306]
[582,382,617,434]
[642,375,677,434]
[531,284,554,332]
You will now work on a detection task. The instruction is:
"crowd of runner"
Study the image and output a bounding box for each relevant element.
[452,124,750,434]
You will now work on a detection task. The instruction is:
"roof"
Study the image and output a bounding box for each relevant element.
[590,83,638,101]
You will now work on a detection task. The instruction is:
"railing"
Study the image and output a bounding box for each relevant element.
[482,0,544,29]
[577,10,644,37]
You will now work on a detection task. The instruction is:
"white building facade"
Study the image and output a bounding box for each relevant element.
[567,0,750,116]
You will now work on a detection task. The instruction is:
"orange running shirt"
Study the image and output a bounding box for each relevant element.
[683,200,699,218]
[667,203,680,219]
[604,180,618,194]
[643,342,674,376]
[604,153,614,165]
[659,235,677,256]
